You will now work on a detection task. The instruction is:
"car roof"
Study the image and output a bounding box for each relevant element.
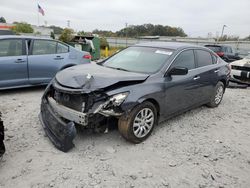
[134,42,202,50]
[0,35,52,40]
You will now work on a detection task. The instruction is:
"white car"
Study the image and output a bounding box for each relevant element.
[230,55,250,84]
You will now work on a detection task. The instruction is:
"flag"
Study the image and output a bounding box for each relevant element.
[38,4,45,16]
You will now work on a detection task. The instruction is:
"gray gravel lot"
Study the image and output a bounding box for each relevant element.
[0,87,250,188]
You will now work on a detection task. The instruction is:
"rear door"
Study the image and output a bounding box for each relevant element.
[28,39,68,84]
[0,38,28,88]
[193,49,218,102]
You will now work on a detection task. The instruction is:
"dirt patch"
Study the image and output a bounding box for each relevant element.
[0,87,250,188]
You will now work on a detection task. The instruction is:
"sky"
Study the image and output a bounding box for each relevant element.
[1,0,250,37]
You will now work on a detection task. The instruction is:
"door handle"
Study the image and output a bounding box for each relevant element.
[214,69,219,73]
[15,59,26,63]
[193,76,200,80]
[54,56,64,60]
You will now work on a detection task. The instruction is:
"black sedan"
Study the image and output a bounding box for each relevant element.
[39,42,230,152]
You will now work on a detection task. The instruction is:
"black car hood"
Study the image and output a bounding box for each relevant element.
[55,63,149,91]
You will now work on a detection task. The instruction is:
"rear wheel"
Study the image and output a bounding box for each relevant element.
[118,101,157,143]
[207,81,225,108]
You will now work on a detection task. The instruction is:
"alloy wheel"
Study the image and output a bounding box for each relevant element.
[133,108,154,138]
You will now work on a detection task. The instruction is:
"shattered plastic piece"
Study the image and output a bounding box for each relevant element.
[0,112,5,157]
[39,107,76,152]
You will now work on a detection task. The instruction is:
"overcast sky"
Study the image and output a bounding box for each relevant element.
[1,0,250,37]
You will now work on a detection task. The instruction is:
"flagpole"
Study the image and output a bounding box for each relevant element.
[37,3,40,26]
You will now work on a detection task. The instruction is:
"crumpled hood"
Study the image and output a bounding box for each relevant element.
[55,63,149,90]
[230,58,250,67]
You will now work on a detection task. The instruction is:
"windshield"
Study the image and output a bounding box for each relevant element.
[103,46,174,73]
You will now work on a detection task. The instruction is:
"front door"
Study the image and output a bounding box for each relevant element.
[163,49,201,117]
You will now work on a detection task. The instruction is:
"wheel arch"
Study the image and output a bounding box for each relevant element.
[138,98,160,118]
[218,79,227,91]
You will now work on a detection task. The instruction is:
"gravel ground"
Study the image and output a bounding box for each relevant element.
[0,87,249,188]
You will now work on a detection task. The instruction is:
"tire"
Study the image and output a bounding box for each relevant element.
[118,101,157,143]
[207,81,225,108]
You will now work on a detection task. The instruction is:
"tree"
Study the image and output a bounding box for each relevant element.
[59,28,74,43]
[115,24,187,37]
[218,35,239,41]
[77,30,85,36]
[49,25,64,35]
[50,32,55,39]
[11,22,34,33]
[244,35,250,41]
[0,17,6,23]
[100,37,109,49]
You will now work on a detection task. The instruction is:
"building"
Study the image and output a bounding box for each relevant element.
[0,23,15,35]
[0,23,53,38]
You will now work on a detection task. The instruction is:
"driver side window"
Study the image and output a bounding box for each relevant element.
[172,50,195,70]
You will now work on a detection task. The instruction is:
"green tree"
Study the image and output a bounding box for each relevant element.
[59,28,74,43]
[244,35,250,41]
[100,37,109,49]
[11,22,34,34]
[77,30,85,36]
[50,32,55,39]
[49,25,64,34]
[116,24,187,37]
[0,17,6,23]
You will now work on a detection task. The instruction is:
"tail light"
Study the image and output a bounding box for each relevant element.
[83,54,92,60]
[216,52,224,57]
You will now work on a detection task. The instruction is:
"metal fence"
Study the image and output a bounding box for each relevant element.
[106,37,250,57]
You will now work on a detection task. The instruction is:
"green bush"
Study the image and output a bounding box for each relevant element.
[11,22,34,34]
[59,28,74,43]
[100,37,109,49]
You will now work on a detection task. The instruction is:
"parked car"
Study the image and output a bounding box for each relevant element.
[230,54,250,84]
[205,44,242,63]
[0,36,91,90]
[39,42,230,152]
[0,112,5,158]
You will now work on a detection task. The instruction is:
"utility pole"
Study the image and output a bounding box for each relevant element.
[125,22,128,47]
[220,25,227,41]
[67,20,70,28]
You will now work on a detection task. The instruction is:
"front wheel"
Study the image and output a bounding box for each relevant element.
[207,81,225,108]
[118,101,157,143]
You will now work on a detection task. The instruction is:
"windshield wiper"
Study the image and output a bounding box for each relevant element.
[106,66,130,72]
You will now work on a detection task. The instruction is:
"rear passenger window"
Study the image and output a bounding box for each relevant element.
[0,39,23,57]
[32,40,57,55]
[172,50,195,70]
[57,42,69,53]
[211,54,217,64]
[195,50,213,67]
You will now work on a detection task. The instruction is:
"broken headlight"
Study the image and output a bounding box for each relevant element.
[109,92,129,106]
[94,92,129,115]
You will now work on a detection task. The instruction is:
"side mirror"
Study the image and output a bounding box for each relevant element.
[166,67,188,76]
[235,52,239,56]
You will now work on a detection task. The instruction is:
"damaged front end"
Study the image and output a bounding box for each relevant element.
[40,80,128,152]
[0,112,5,158]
